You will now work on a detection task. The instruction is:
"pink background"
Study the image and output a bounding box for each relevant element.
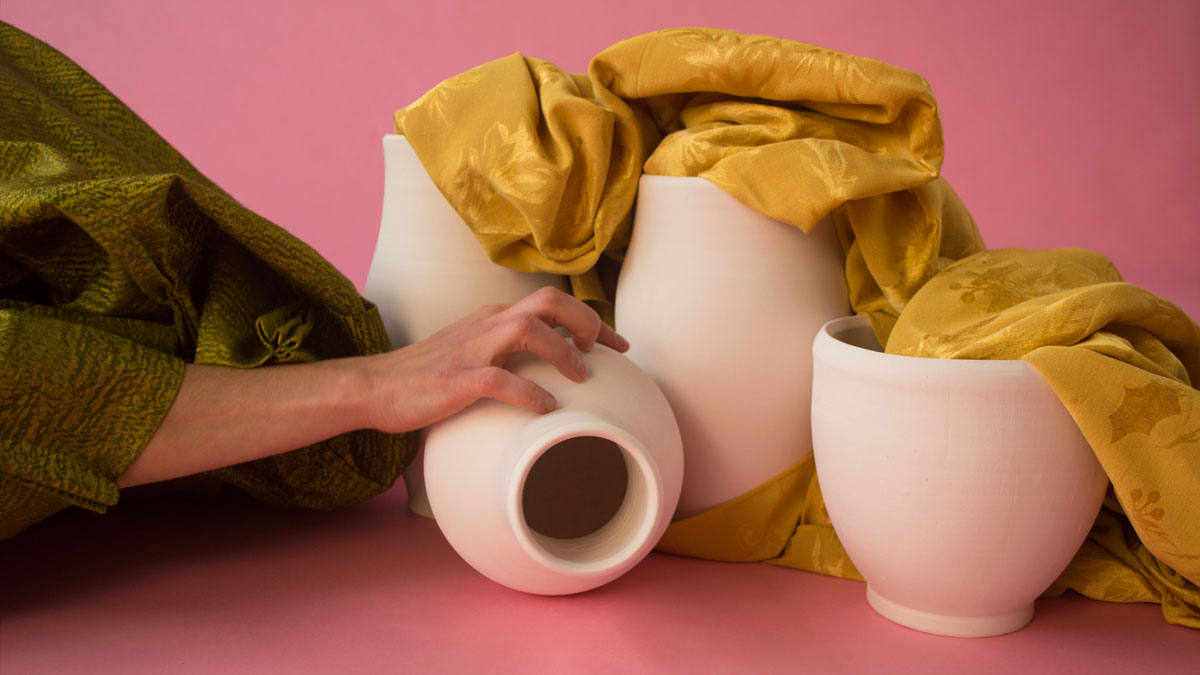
[3,4,1199,670]
[3,0,1198,319]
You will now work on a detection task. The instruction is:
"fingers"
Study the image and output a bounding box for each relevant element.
[373,288,629,431]
[595,321,630,353]
[470,367,557,414]
[489,311,589,382]
[507,286,629,353]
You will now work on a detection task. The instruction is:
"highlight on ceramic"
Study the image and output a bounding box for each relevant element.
[365,134,566,517]
[616,174,850,519]
[810,315,1108,637]
[422,340,684,595]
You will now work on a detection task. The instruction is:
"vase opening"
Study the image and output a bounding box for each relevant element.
[515,432,659,573]
[827,318,884,352]
[522,436,629,539]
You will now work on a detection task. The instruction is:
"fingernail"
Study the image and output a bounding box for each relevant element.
[575,355,588,380]
[542,393,558,412]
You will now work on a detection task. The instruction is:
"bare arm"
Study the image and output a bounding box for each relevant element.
[119,287,628,487]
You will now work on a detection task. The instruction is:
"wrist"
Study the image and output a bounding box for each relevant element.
[325,356,378,433]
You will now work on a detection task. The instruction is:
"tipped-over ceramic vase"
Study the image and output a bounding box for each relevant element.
[811,315,1108,637]
[422,338,684,595]
[365,134,566,517]
[615,175,849,519]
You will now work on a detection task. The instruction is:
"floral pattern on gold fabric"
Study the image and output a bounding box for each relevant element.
[396,27,977,327]
[890,248,1200,625]
[397,28,1198,627]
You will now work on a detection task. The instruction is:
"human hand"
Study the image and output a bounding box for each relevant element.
[360,286,629,434]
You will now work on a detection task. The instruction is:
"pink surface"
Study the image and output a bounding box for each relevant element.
[2,0,1198,318]
[2,485,1197,674]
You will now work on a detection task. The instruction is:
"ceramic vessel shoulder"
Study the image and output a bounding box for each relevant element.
[423,339,684,595]
[616,174,850,518]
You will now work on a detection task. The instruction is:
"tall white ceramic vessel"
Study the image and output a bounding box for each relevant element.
[614,175,850,519]
[365,134,566,517]
[811,316,1108,637]
[423,339,684,595]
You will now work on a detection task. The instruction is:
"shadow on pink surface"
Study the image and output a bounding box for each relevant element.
[2,484,1195,674]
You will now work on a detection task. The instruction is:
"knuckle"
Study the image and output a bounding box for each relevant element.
[475,367,506,392]
[510,311,540,334]
[532,285,565,306]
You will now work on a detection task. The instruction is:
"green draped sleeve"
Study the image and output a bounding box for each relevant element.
[0,22,414,538]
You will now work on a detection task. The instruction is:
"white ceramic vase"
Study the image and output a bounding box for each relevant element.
[365,134,566,517]
[614,175,850,518]
[811,315,1108,637]
[422,338,684,595]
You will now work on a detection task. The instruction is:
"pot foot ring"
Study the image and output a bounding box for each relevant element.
[865,586,1033,637]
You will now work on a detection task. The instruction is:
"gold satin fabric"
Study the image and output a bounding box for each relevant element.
[396,27,1198,626]
[395,28,982,321]
[888,248,1200,625]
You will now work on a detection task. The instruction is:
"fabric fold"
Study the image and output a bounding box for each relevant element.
[1,23,413,538]
[887,248,1200,625]
[396,26,1198,626]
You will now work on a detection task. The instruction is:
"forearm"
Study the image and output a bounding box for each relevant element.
[117,287,628,489]
[119,359,372,487]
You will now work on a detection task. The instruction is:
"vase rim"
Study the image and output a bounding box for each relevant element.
[637,173,717,187]
[506,411,662,578]
[817,315,1039,376]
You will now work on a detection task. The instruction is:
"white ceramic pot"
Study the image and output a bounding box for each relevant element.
[811,315,1108,637]
[365,134,566,517]
[423,339,683,595]
[614,175,849,519]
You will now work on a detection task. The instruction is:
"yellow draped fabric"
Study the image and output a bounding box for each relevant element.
[396,27,1199,626]
[889,248,1200,625]
[395,28,982,321]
